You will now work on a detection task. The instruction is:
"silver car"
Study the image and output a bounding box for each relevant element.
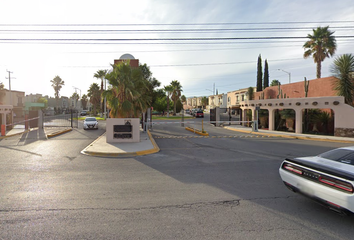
[83,117,98,130]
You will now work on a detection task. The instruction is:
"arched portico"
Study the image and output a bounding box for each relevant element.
[239,96,354,137]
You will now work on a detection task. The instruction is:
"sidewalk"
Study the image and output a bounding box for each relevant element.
[223,124,354,143]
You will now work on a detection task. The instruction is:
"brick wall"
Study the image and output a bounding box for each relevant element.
[254,77,338,100]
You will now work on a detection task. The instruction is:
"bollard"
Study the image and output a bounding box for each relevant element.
[25,115,29,130]
[1,124,5,136]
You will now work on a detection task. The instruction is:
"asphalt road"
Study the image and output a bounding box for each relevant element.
[1,117,354,239]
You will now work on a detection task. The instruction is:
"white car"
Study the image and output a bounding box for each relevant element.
[279,146,354,215]
[83,117,98,130]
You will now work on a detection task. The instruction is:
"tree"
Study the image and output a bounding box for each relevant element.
[139,64,161,107]
[102,61,150,118]
[331,54,354,105]
[303,26,337,79]
[152,89,167,112]
[263,59,269,89]
[0,82,5,104]
[256,54,263,92]
[247,87,254,100]
[270,80,281,86]
[201,96,208,109]
[37,97,48,109]
[81,94,88,110]
[50,76,65,107]
[87,83,101,116]
[181,95,186,103]
[93,69,108,115]
[170,80,183,115]
[164,85,174,117]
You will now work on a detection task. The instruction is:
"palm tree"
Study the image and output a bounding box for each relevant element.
[331,54,354,106]
[87,83,101,116]
[303,26,337,79]
[81,94,88,110]
[201,96,208,110]
[170,80,183,115]
[50,76,65,108]
[181,95,186,104]
[102,61,150,118]
[93,69,108,115]
[164,85,174,117]
[71,92,80,109]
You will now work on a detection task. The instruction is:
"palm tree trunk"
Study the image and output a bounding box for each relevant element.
[173,101,177,115]
[316,61,321,78]
[166,97,170,117]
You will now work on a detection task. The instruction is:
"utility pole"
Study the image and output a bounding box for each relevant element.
[5,70,14,106]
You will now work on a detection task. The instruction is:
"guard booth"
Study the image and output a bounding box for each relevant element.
[106,118,140,143]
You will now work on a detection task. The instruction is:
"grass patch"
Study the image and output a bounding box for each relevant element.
[77,117,105,121]
[152,116,194,120]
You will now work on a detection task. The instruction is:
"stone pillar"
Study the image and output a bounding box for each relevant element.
[295,109,303,134]
[242,109,247,126]
[268,109,275,131]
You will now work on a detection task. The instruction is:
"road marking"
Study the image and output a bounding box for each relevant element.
[152,135,277,139]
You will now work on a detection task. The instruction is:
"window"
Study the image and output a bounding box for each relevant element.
[319,149,354,165]
[241,95,244,101]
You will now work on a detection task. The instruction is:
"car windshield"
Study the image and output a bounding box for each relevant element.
[85,117,96,122]
[318,149,354,165]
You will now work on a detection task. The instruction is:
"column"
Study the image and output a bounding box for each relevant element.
[268,108,274,131]
[295,109,303,134]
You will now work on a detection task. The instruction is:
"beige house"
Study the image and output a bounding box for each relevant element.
[208,94,227,109]
[227,87,256,110]
[185,96,204,109]
[1,89,25,118]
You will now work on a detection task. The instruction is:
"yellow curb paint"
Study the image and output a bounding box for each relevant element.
[47,128,73,138]
[185,127,209,136]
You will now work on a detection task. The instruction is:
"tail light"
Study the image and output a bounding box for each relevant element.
[283,163,303,175]
[282,161,354,193]
[319,176,353,193]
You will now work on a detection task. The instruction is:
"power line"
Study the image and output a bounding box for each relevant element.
[0,36,353,43]
[1,26,354,33]
[1,21,354,27]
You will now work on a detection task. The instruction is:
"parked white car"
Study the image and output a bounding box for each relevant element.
[83,117,98,130]
[279,146,354,215]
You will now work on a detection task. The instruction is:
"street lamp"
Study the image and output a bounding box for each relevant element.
[277,69,291,83]
[206,89,214,95]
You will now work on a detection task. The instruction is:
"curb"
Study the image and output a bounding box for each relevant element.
[185,127,209,136]
[47,128,73,138]
[0,129,30,139]
[81,130,160,158]
[223,126,354,143]
[137,129,160,155]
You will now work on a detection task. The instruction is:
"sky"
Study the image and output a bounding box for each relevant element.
[0,0,353,99]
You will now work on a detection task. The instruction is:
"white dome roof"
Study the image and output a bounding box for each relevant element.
[119,53,135,60]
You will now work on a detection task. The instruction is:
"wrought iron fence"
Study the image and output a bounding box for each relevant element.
[43,110,78,128]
